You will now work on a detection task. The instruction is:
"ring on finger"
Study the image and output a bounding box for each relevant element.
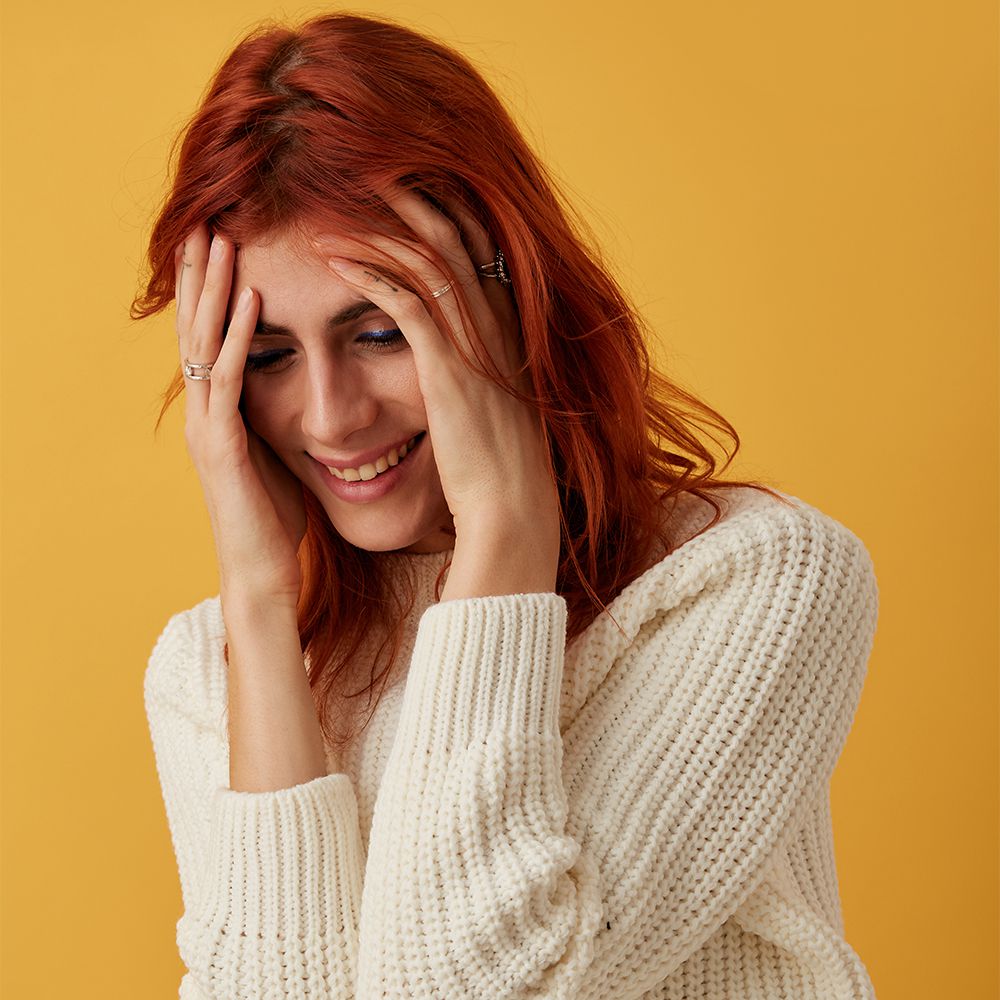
[476,247,512,286]
[183,358,214,381]
[430,281,454,299]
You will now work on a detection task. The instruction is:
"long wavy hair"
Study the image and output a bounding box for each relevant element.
[132,11,788,752]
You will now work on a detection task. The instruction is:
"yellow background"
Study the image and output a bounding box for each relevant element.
[2,1,996,997]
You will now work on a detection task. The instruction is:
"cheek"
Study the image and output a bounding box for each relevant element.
[380,357,425,414]
[240,381,295,440]
[345,355,426,419]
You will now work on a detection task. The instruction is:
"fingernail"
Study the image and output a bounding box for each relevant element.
[237,287,253,312]
[328,257,349,273]
[210,236,225,262]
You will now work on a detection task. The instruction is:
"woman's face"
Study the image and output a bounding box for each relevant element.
[228,230,455,554]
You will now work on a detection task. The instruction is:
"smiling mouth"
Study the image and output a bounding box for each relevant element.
[326,431,427,482]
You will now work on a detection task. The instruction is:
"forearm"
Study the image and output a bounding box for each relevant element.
[222,594,328,792]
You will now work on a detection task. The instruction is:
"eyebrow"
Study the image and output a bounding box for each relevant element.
[251,299,381,337]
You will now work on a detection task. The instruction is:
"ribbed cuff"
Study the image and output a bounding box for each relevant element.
[197,772,365,939]
[395,593,568,755]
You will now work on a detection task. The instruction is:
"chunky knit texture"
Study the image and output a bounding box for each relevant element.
[144,487,879,999]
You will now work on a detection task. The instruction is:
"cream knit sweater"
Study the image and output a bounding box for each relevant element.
[144,487,879,999]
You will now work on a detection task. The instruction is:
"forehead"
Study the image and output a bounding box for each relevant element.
[229,233,355,316]
[234,233,325,281]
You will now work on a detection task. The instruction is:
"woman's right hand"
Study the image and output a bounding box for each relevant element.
[175,225,307,610]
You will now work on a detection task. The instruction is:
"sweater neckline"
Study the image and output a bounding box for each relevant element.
[370,547,454,561]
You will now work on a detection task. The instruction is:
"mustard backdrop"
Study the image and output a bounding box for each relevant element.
[2,1,996,997]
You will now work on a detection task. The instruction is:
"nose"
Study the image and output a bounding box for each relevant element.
[300,355,380,448]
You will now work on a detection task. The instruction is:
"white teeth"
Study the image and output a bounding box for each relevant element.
[328,434,420,482]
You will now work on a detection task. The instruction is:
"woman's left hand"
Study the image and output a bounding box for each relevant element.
[313,189,561,560]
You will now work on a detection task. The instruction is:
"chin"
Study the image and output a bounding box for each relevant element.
[330,523,418,554]
[316,505,453,555]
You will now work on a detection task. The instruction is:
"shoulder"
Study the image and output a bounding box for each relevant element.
[656,484,877,593]
[583,486,879,659]
[684,485,875,568]
[144,595,226,720]
[670,485,877,612]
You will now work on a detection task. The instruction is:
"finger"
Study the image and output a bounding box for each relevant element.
[379,189,520,372]
[430,197,527,390]
[206,285,258,420]
[181,233,238,415]
[385,188,512,333]
[325,258,454,372]
[315,231,488,364]
[190,234,236,361]
[309,229,454,308]
[311,229,463,294]
[312,195,521,383]
[441,196,495,269]
[382,187,479,285]
[173,241,184,324]
[176,225,208,339]
[176,226,214,415]
[436,193,520,338]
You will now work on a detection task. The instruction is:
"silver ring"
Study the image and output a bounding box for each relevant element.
[430,282,453,299]
[476,247,512,287]
[183,359,214,381]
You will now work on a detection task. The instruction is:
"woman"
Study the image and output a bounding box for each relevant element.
[134,12,879,1000]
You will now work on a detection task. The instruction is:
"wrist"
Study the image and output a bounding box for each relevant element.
[455,508,559,552]
[442,530,560,601]
[220,587,300,629]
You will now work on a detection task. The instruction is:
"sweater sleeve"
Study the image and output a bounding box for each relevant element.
[144,603,367,1000]
[355,498,878,999]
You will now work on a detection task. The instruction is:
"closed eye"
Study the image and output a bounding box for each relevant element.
[357,328,406,352]
[244,329,407,374]
[244,349,294,374]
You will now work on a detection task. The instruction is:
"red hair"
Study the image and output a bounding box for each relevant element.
[132,11,789,751]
